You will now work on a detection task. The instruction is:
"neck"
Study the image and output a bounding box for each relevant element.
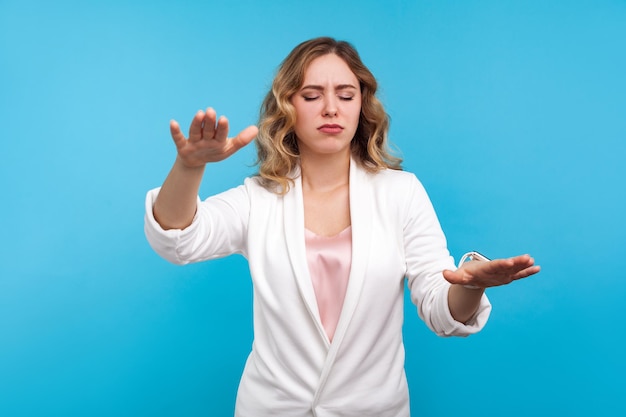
[300,151,351,192]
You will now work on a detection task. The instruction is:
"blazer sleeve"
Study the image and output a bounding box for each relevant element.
[144,180,252,265]
[402,174,491,337]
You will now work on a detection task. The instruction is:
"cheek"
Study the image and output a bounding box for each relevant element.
[350,101,362,122]
[352,97,362,113]
[294,102,313,121]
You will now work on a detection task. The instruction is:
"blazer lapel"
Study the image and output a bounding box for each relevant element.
[313,158,373,399]
[329,158,372,347]
[283,171,329,344]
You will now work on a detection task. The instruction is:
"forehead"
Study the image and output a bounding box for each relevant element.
[302,53,358,85]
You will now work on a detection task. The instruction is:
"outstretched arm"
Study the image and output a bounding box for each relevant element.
[443,254,540,323]
[153,108,258,230]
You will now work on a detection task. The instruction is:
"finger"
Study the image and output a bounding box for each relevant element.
[229,125,258,150]
[504,256,537,275]
[512,265,541,281]
[170,120,187,150]
[442,269,464,285]
[442,269,456,280]
[509,254,535,267]
[488,258,533,275]
[214,115,229,142]
[202,107,218,139]
[188,110,206,141]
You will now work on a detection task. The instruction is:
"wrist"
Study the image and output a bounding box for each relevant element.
[462,283,483,290]
[175,155,207,171]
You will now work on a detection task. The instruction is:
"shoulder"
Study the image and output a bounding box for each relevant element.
[203,176,269,205]
[358,167,434,216]
[362,167,425,193]
[243,175,283,196]
[238,176,288,206]
[372,167,419,182]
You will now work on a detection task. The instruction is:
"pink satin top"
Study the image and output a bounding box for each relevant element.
[304,226,352,342]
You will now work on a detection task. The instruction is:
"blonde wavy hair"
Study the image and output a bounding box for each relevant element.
[256,37,402,194]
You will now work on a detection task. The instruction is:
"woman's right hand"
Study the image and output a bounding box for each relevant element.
[152,108,258,230]
[170,107,258,168]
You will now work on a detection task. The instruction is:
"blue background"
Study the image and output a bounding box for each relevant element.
[1,0,625,416]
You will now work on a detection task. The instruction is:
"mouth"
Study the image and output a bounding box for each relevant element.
[317,124,344,134]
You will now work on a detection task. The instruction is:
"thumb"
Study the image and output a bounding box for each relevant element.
[170,120,187,149]
[231,125,259,150]
[442,269,461,284]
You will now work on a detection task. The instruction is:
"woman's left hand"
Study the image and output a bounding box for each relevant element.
[443,254,540,289]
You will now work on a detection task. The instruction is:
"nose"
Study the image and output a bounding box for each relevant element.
[322,96,338,117]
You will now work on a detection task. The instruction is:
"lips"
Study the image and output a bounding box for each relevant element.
[318,124,344,134]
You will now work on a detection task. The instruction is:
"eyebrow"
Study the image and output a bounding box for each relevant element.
[300,84,358,91]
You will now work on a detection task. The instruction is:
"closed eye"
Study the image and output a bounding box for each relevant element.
[303,96,320,101]
[339,96,354,101]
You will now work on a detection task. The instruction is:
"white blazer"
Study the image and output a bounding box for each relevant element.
[145,159,491,417]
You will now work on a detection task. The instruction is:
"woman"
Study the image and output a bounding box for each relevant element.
[145,37,540,416]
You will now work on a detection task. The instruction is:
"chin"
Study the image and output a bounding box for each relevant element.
[298,138,352,157]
